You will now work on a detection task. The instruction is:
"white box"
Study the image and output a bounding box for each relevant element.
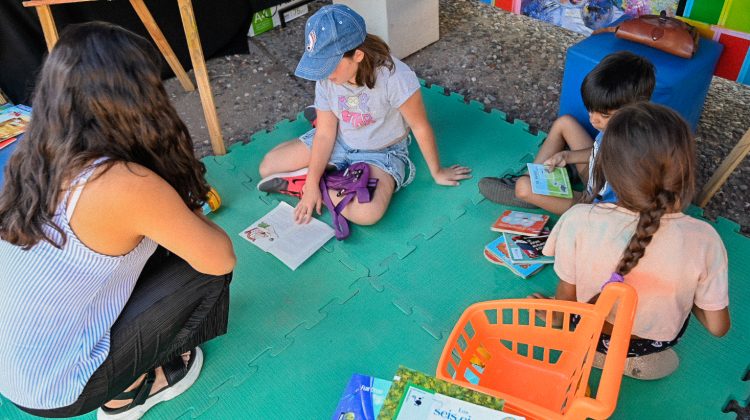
[248,1,309,37]
[333,0,439,58]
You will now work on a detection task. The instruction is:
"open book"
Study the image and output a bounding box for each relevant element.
[239,202,334,270]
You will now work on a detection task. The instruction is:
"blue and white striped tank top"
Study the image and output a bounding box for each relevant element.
[0,159,157,409]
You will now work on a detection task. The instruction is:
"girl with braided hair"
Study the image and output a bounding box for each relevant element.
[538,102,730,380]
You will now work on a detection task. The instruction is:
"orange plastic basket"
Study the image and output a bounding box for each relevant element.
[436,283,638,420]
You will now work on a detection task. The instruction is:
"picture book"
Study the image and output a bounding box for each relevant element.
[483,248,504,266]
[527,163,573,199]
[378,367,523,420]
[332,374,392,420]
[513,234,549,257]
[485,236,544,279]
[0,105,31,142]
[0,136,17,151]
[239,201,334,270]
[490,210,549,236]
[503,233,554,265]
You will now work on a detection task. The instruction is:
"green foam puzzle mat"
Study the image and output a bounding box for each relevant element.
[1,83,748,419]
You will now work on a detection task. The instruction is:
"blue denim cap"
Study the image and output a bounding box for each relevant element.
[294,4,367,81]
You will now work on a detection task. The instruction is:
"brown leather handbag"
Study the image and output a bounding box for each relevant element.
[593,11,699,59]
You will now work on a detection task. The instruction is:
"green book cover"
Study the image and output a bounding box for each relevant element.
[377,366,508,419]
[527,163,573,199]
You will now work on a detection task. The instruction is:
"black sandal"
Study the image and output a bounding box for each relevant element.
[97,347,204,420]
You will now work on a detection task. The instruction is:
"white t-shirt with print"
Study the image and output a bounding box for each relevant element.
[313,55,421,150]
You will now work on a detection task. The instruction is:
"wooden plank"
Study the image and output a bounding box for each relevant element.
[34,5,59,51]
[177,0,225,155]
[130,0,195,92]
[697,127,750,207]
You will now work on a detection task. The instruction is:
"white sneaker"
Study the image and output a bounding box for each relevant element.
[97,347,204,420]
[593,348,679,380]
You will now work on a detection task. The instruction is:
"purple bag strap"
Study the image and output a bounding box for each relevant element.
[319,163,378,240]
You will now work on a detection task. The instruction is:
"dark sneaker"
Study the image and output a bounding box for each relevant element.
[303,106,317,128]
[478,176,537,208]
[257,168,308,198]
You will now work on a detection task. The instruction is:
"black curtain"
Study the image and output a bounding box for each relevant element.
[0,0,287,104]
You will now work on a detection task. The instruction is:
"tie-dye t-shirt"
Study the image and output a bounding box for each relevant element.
[313,56,421,150]
[543,203,729,341]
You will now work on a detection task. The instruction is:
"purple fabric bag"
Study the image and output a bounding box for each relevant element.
[319,162,378,240]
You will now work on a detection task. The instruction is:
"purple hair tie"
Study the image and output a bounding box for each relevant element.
[601,272,624,291]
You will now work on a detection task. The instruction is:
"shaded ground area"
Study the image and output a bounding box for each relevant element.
[165,0,750,234]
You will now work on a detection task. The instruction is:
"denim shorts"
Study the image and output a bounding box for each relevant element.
[299,128,415,191]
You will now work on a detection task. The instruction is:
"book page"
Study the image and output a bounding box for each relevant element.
[271,212,334,270]
[239,202,334,270]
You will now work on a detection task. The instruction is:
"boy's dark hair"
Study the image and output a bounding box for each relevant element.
[344,34,394,89]
[580,51,656,113]
[591,102,695,277]
[0,22,210,249]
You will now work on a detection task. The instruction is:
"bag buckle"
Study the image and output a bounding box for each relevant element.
[658,10,667,25]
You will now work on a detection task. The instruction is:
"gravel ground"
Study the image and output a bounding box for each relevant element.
[165,0,750,234]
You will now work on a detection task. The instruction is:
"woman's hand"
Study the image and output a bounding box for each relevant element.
[294,182,323,224]
[432,164,472,186]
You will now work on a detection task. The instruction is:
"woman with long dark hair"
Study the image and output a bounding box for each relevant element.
[0,22,235,418]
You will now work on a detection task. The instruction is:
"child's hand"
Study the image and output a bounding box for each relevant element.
[432,164,472,186]
[543,151,569,170]
[295,183,323,224]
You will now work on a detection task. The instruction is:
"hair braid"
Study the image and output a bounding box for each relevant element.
[615,190,672,276]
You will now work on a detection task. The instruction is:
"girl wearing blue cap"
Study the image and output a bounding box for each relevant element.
[258,4,472,225]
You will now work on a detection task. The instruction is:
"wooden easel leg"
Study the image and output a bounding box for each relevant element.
[129,0,195,92]
[176,0,226,155]
[696,128,750,207]
[36,5,59,51]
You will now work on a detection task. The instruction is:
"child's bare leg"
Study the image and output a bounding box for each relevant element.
[258,139,311,178]
[534,115,595,164]
[515,177,581,215]
[332,164,395,226]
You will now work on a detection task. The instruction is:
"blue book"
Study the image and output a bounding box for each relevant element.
[332,374,392,420]
[485,236,544,279]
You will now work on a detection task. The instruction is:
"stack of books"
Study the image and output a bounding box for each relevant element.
[484,209,553,279]
[332,367,524,420]
[0,103,31,151]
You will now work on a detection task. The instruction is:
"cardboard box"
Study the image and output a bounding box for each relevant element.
[248,1,309,37]
[334,0,439,59]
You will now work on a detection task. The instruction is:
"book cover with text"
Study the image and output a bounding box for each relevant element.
[491,210,549,236]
